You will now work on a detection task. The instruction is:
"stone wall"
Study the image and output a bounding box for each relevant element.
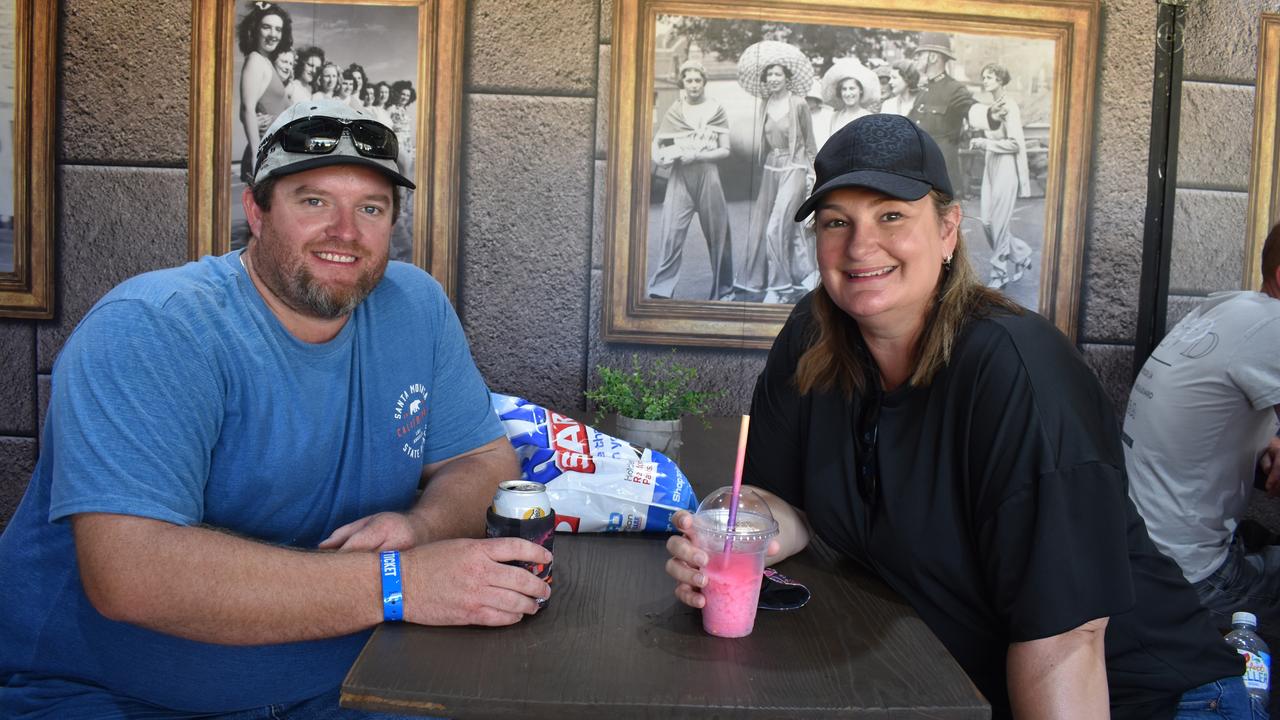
[0,0,1273,526]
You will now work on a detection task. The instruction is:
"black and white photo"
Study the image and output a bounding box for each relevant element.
[228,1,421,262]
[605,0,1098,349]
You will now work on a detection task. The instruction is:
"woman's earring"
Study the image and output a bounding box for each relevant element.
[943,254,953,269]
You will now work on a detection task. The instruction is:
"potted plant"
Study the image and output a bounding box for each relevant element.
[584,353,721,463]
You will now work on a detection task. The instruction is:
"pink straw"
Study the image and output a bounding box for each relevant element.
[723,415,751,553]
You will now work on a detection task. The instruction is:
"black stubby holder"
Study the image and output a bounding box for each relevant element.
[485,508,555,607]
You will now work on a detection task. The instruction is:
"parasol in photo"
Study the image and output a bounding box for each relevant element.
[821,58,881,110]
[736,40,814,98]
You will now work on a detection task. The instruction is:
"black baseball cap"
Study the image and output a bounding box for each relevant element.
[793,113,953,222]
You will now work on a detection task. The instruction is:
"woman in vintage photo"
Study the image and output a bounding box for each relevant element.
[879,60,922,116]
[358,83,378,113]
[735,41,818,304]
[366,82,394,124]
[286,46,324,104]
[271,48,297,101]
[236,1,293,184]
[346,63,368,109]
[821,59,880,136]
[664,112,1254,720]
[312,62,342,101]
[388,80,418,173]
[971,63,1033,290]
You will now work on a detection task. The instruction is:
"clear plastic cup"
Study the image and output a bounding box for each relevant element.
[690,486,779,638]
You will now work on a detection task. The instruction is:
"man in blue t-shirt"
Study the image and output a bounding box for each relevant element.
[0,100,550,718]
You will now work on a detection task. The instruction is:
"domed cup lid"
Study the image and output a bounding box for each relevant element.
[692,486,779,541]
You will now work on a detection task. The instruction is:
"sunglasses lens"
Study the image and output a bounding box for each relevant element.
[278,117,344,154]
[256,116,400,177]
[349,121,399,160]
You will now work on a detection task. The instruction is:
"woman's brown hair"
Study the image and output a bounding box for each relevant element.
[794,190,1022,396]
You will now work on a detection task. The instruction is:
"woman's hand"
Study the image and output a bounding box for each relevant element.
[665,509,785,609]
[665,511,708,608]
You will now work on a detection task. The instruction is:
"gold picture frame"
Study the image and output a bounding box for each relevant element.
[189,0,465,297]
[1246,12,1280,290]
[0,0,55,319]
[604,0,1100,348]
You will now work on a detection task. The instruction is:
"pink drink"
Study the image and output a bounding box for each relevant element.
[701,548,765,637]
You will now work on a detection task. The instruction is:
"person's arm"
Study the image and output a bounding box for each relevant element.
[1263,407,1280,495]
[664,485,809,609]
[1007,617,1111,719]
[695,129,731,163]
[318,435,519,550]
[73,511,551,645]
[239,53,272,163]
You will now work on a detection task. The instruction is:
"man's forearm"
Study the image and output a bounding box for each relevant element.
[409,435,521,541]
[74,513,382,645]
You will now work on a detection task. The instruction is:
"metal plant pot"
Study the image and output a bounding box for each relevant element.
[615,415,683,464]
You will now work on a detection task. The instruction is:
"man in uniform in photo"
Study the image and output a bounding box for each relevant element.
[908,31,1007,199]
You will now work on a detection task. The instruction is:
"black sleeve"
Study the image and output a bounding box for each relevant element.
[743,298,814,508]
[965,322,1135,641]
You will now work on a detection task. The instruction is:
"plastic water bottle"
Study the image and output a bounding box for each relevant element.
[1225,611,1271,704]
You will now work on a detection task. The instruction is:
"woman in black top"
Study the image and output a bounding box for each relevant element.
[664,114,1252,719]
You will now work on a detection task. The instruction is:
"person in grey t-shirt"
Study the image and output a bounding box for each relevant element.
[1125,223,1280,630]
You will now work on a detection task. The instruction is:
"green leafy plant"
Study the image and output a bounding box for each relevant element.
[585,352,722,422]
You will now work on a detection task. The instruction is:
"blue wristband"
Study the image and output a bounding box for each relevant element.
[379,550,403,622]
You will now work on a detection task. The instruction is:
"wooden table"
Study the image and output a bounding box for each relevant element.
[341,418,989,719]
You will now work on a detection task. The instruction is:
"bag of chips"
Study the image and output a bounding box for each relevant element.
[490,393,699,533]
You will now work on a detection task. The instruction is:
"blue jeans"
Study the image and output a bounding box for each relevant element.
[208,687,434,719]
[1195,537,1280,633]
[1176,677,1268,719]
[0,679,433,720]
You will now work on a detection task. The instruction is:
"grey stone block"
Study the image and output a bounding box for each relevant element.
[38,374,50,443]
[1177,81,1255,192]
[600,0,613,44]
[1184,0,1280,84]
[596,44,611,160]
[1169,189,1249,294]
[460,95,595,412]
[0,436,37,532]
[1077,225,1143,344]
[1080,343,1134,421]
[585,270,762,417]
[1167,293,1208,328]
[592,159,606,272]
[38,166,189,373]
[1077,0,1156,343]
[467,0,597,95]
[60,0,191,165]
[0,322,34,436]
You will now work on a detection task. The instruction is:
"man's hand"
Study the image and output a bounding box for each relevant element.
[319,511,424,552]
[989,96,1009,123]
[402,537,552,626]
[1261,435,1280,496]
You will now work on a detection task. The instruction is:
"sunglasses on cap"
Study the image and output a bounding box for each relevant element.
[255,116,399,175]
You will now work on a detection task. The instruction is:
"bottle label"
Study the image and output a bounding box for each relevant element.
[1237,649,1271,691]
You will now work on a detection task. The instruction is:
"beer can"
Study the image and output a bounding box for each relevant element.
[491,480,552,520]
[486,480,555,608]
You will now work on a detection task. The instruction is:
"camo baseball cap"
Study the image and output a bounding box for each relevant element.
[253,99,415,189]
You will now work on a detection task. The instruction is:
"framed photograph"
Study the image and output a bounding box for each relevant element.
[1246,13,1280,290]
[603,0,1100,348]
[0,0,55,319]
[190,0,466,296]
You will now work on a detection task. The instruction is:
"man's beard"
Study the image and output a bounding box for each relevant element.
[250,221,387,320]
